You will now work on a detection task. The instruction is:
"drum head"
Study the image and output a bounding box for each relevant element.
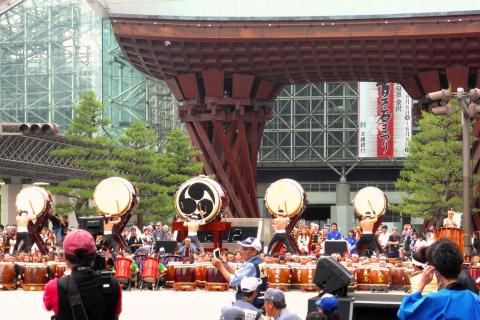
[174,176,226,223]
[265,179,306,218]
[94,177,135,216]
[353,186,387,218]
[15,186,50,217]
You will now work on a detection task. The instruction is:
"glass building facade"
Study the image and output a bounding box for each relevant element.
[0,0,397,170]
[259,82,359,164]
[0,0,178,140]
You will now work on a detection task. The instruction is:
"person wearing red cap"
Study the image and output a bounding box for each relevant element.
[43,229,122,320]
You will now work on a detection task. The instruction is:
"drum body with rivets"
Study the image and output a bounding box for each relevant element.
[265,179,307,218]
[94,177,138,217]
[353,186,387,218]
[175,176,228,223]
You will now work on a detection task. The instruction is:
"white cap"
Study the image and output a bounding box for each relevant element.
[237,237,262,252]
[240,277,262,293]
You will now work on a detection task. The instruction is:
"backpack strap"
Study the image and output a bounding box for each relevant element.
[58,275,90,320]
[100,271,120,317]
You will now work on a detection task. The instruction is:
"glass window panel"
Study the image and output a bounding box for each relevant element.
[311,83,324,97]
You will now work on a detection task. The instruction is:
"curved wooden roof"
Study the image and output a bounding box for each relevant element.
[111,13,480,99]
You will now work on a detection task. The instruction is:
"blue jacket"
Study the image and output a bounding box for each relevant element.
[397,284,480,320]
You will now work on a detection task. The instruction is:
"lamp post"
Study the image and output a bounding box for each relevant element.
[427,87,480,255]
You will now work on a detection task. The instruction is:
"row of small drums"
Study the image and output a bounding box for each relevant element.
[163,262,318,291]
[0,262,67,291]
[114,257,231,291]
[351,265,480,291]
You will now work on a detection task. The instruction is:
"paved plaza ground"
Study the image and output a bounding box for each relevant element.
[0,289,313,319]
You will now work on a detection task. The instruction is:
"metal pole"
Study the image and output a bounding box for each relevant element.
[458,88,473,255]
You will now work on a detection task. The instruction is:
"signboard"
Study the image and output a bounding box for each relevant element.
[358,82,412,158]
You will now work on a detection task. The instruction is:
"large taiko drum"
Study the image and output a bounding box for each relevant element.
[205,265,228,291]
[23,263,48,291]
[267,264,290,291]
[195,262,208,288]
[115,257,133,281]
[370,268,390,287]
[48,262,67,279]
[289,263,301,288]
[468,267,480,289]
[298,264,317,291]
[94,177,138,217]
[435,227,464,257]
[355,266,371,291]
[175,176,229,223]
[265,179,307,218]
[15,186,53,218]
[141,258,159,283]
[0,262,15,290]
[174,264,196,290]
[389,267,408,290]
[166,261,182,288]
[353,187,388,218]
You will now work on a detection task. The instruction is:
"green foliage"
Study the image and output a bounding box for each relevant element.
[49,90,112,219]
[49,93,203,225]
[393,99,478,220]
[66,91,110,142]
[162,128,204,186]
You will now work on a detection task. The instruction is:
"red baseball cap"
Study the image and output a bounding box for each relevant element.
[63,229,96,256]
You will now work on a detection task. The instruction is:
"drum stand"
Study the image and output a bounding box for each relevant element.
[27,212,51,255]
[112,211,133,251]
[271,216,301,255]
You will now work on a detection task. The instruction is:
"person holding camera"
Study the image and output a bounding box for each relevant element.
[43,229,122,320]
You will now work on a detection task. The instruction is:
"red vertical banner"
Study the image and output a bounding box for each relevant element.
[376,83,394,157]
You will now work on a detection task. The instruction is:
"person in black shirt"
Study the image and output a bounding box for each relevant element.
[43,229,122,320]
[127,227,143,253]
[387,227,401,258]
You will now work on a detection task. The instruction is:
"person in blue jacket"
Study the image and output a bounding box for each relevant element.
[326,223,342,240]
[397,239,480,320]
[346,230,358,255]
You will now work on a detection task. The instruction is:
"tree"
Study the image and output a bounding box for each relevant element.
[49,91,203,224]
[161,128,204,187]
[393,98,478,222]
[48,91,112,219]
[140,128,203,223]
[112,121,172,227]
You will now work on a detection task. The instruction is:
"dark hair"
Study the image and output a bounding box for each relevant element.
[427,239,462,279]
[331,223,337,227]
[412,246,428,268]
[271,299,286,310]
[240,289,257,298]
[0,224,4,229]
[65,248,95,267]
[306,312,327,320]
[324,309,340,320]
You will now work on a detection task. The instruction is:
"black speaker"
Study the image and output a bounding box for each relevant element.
[324,240,349,256]
[313,256,353,296]
[78,216,104,239]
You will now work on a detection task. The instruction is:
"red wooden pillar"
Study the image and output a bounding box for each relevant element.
[166,71,278,218]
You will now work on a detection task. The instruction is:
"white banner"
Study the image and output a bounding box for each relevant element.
[358,82,412,158]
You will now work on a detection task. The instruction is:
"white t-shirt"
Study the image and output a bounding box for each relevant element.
[378,232,390,248]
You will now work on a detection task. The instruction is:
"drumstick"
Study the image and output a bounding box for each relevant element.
[28,200,35,216]
[284,201,287,214]
[367,200,374,215]
[197,203,206,218]
[116,200,120,214]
